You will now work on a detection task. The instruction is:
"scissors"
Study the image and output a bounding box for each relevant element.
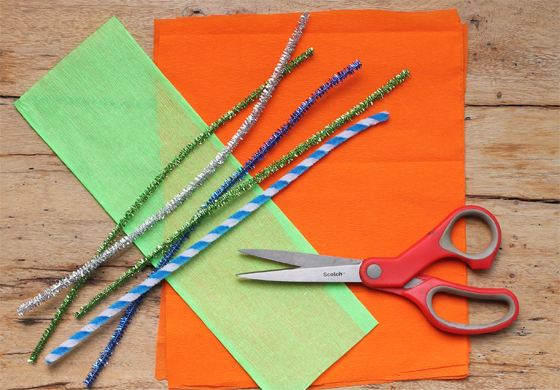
[237,206,519,335]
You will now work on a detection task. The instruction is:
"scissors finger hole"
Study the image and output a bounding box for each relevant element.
[468,296,512,326]
[440,208,500,261]
[426,286,517,332]
[432,291,511,326]
[449,216,493,254]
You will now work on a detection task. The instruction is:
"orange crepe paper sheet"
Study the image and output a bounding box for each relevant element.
[154,9,469,388]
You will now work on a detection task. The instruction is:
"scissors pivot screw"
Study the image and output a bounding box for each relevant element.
[366,264,382,279]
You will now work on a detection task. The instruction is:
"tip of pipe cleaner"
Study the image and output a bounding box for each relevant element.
[370,112,389,122]
[17,301,30,315]
[367,111,389,123]
[45,353,58,365]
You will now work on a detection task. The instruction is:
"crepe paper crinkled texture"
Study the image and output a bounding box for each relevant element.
[153,9,469,389]
[14,16,377,390]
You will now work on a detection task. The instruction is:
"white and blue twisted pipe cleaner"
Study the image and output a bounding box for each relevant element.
[46,111,389,364]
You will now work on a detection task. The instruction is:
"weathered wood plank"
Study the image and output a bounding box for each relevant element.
[465,198,559,390]
[465,106,559,201]
[1,0,559,105]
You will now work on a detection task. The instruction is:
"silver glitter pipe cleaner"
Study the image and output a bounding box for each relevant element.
[18,12,309,316]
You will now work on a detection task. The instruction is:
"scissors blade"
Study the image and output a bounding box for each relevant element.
[403,277,424,289]
[238,249,362,267]
[237,264,362,283]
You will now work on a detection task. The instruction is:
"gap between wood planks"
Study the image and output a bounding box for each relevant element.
[468,104,560,109]
[467,195,560,204]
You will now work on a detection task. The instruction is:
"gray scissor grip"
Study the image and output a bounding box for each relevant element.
[439,208,499,261]
[426,286,517,332]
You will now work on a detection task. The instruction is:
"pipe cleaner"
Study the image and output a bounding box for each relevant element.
[26,48,313,363]
[46,112,390,365]
[83,61,361,385]
[19,12,309,316]
[83,296,142,387]
[76,69,411,318]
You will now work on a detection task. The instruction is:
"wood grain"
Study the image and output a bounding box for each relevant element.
[1,0,559,389]
[465,106,559,200]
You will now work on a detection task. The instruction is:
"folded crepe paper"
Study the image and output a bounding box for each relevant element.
[14,16,378,389]
[153,9,469,389]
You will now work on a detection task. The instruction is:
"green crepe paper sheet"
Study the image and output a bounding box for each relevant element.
[14,17,377,390]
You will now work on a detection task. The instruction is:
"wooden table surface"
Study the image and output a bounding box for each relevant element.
[1,1,558,389]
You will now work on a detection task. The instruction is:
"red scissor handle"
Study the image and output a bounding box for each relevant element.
[359,206,501,288]
[379,273,519,334]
